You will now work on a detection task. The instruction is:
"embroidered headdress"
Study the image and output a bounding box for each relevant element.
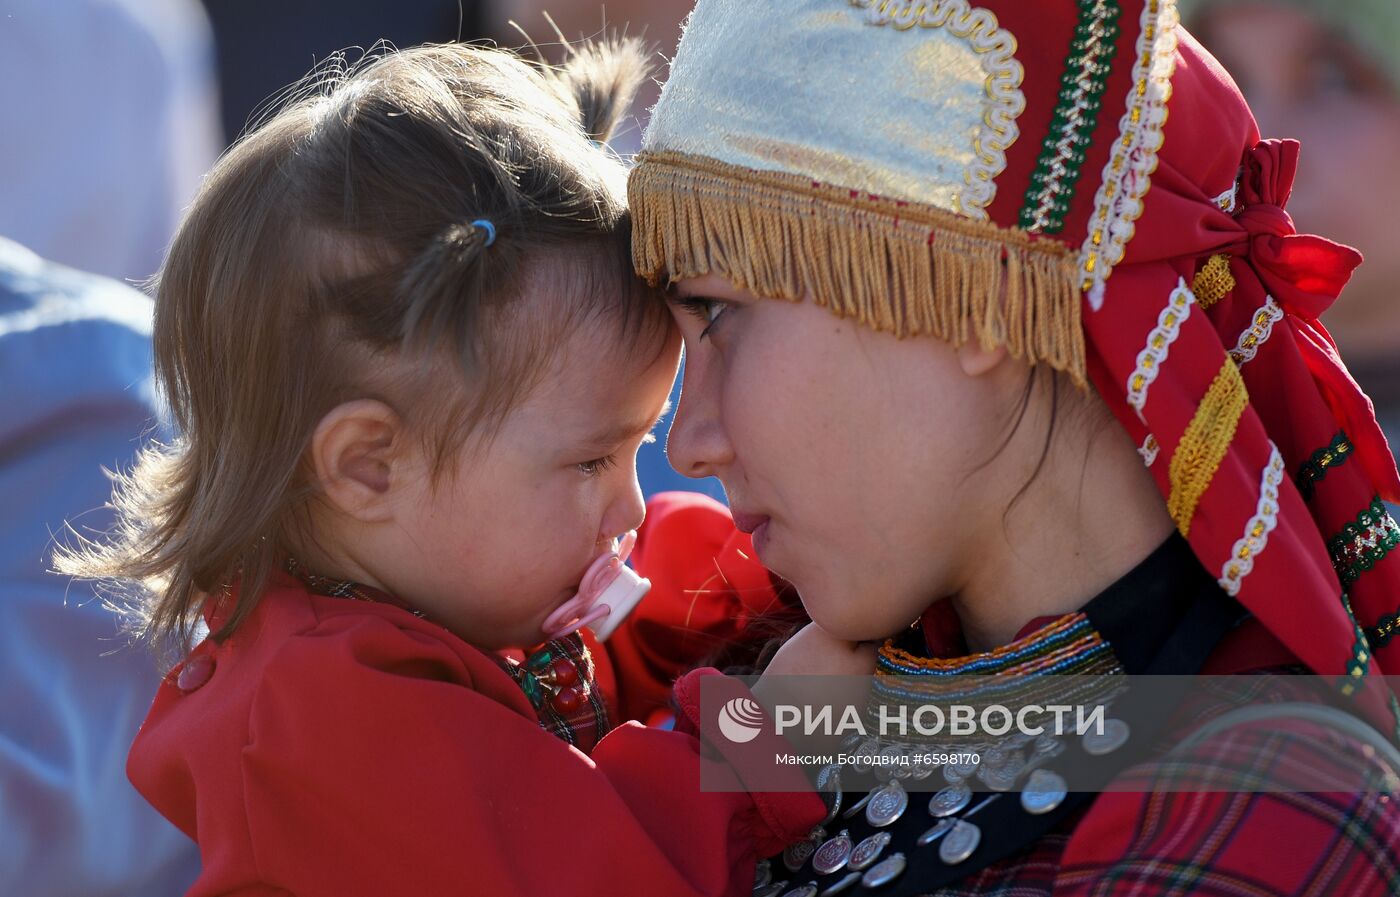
[630,0,1400,730]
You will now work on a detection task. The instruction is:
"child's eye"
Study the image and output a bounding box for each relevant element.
[675,296,729,340]
[576,455,618,477]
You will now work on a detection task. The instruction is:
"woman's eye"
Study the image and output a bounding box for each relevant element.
[676,296,729,340]
[577,455,618,477]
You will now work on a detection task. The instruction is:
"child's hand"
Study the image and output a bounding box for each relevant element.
[761,622,877,678]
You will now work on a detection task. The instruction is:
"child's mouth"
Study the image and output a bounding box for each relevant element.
[541,531,651,641]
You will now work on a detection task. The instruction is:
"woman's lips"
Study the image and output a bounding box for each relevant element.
[730,510,770,534]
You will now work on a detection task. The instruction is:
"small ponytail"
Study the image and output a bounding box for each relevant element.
[546,36,650,145]
[397,220,493,351]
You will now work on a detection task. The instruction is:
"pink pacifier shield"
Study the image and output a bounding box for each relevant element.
[542,531,651,641]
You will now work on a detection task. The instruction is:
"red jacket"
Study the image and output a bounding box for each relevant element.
[129,494,822,896]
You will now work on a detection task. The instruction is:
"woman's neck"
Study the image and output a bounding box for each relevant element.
[950,405,1176,652]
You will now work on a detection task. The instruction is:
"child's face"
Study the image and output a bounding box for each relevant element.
[383,321,681,649]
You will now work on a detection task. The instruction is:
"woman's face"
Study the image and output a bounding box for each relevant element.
[664,274,1027,641]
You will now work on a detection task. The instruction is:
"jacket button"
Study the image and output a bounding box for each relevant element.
[176,653,216,692]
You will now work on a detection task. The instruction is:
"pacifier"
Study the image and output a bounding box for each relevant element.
[541,530,651,642]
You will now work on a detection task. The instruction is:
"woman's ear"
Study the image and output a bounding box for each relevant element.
[308,399,406,523]
[955,339,1009,378]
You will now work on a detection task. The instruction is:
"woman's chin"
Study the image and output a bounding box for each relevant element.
[802,598,900,645]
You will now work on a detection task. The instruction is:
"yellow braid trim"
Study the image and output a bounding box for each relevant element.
[1191,254,1236,310]
[1168,358,1250,536]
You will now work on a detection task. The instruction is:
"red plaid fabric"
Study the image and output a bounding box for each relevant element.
[922,672,1400,896]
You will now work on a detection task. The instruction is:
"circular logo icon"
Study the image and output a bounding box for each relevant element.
[717,696,765,743]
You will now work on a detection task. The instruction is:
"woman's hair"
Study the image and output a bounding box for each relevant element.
[55,38,668,659]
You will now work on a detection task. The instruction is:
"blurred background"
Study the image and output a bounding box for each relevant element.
[0,1,1394,893]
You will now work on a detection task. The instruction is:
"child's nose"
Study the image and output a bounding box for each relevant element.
[601,472,647,546]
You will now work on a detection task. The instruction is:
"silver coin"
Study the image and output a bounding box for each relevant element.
[847,831,891,871]
[909,758,935,780]
[950,758,979,777]
[816,766,843,825]
[853,739,880,764]
[841,789,875,820]
[928,782,973,817]
[865,779,909,828]
[782,839,816,873]
[983,745,1008,766]
[811,830,853,875]
[1033,734,1061,755]
[819,871,862,896]
[1020,768,1068,815]
[754,881,788,897]
[779,885,818,897]
[978,763,1020,792]
[1081,718,1131,756]
[782,826,825,873]
[754,858,773,889]
[860,853,907,889]
[942,764,968,785]
[917,818,956,846]
[938,819,982,865]
[1006,731,1033,749]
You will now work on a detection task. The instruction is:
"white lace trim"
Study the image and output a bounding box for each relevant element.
[1138,433,1160,467]
[1217,443,1285,597]
[1126,277,1195,422]
[1228,296,1283,366]
[1079,0,1180,310]
[855,0,1026,219]
[1210,181,1238,214]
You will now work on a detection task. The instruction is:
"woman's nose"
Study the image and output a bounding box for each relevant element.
[665,352,733,480]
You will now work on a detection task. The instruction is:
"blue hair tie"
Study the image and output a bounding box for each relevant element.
[471,218,497,247]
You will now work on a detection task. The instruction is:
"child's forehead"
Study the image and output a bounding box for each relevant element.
[518,318,678,433]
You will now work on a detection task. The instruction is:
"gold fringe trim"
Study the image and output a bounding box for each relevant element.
[1191,254,1235,310]
[630,151,1087,386]
[1168,358,1250,537]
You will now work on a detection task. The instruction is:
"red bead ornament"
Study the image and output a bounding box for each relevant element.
[552,684,585,713]
[547,657,579,687]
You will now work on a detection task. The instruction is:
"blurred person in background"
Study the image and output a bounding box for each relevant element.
[0,0,222,285]
[0,237,199,894]
[1182,0,1400,489]
[198,0,477,142]
[2,1,216,891]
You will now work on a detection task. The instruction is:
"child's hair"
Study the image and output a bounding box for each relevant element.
[55,38,668,658]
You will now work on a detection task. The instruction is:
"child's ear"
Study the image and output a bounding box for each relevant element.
[309,399,407,523]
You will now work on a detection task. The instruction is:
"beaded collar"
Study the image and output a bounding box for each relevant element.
[283,557,611,752]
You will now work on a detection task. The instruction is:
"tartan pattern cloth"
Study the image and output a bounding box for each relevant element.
[900,672,1400,896]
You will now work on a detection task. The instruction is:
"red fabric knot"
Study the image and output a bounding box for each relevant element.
[1230,139,1363,321]
[1224,139,1399,503]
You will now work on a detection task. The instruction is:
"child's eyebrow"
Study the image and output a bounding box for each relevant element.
[584,401,673,448]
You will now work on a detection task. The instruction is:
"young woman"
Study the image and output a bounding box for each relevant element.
[630,0,1400,893]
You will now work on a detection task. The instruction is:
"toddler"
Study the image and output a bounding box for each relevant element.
[59,40,820,896]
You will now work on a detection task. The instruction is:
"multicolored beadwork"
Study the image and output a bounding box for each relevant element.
[1327,497,1400,586]
[1368,607,1400,649]
[1019,0,1120,233]
[1296,432,1354,501]
[874,613,1125,740]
